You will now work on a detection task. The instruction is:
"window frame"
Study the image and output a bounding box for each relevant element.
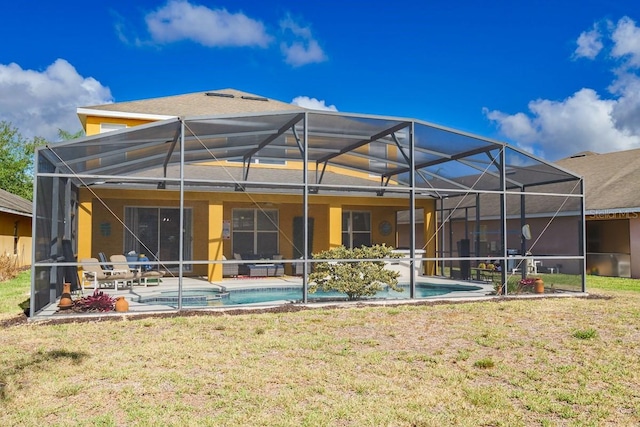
[342,210,372,248]
[232,208,279,256]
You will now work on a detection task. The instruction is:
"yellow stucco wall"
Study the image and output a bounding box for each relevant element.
[0,211,32,266]
[84,116,153,136]
[78,187,436,281]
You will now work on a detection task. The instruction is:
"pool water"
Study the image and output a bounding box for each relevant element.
[139,283,482,307]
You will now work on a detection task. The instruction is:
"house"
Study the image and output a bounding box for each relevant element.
[30,88,585,315]
[0,188,32,266]
[556,150,640,278]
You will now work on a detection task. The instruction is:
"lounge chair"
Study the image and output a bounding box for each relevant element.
[80,258,132,291]
[97,252,113,270]
[110,254,163,287]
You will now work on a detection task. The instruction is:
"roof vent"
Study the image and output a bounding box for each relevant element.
[569,151,598,159]
[241,95,269,102]
[205,92,234,98]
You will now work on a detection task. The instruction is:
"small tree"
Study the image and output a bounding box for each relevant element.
[308,244,402,300]
[0,121,45,200]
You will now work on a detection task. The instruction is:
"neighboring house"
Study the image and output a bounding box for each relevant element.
[29,88,583,315]
[556,150,640,278]
[0,188,32,266]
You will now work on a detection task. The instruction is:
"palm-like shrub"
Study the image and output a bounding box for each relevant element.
[308,245,402,300]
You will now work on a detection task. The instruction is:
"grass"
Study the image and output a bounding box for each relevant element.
[0,270,30,320]
[0,273,640,425]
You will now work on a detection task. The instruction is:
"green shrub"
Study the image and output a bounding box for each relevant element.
[308,245,401,300]
[572,328,597,340]
[474,358,495,369]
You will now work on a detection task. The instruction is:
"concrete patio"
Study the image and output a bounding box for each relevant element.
[36,274,497,320]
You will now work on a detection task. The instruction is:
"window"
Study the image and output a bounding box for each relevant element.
[342,211,371,248]
[232,209,279,256]
[100,123,127,133]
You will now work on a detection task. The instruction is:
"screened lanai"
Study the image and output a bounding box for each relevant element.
[31,110,585,317]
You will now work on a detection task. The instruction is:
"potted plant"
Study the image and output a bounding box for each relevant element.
[72,289,116,313]
[518,277,544,293]
[534,277,544,293]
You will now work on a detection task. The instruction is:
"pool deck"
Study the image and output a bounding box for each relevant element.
[35,274,577,321]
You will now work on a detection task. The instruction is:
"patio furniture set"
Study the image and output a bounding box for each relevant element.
[80,253,164,291]
[222,253,285,278]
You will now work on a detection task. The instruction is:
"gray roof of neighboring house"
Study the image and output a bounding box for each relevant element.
[555,149,640,212]
[0,188,32,217]
[79,88,304,119]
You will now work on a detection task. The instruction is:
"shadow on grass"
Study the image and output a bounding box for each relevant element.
[0,349,89,401]
[19,297,29,317]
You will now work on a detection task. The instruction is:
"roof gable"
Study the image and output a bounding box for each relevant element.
[556,148,640,211]
[78,88,303,124]
[0,188,32,217]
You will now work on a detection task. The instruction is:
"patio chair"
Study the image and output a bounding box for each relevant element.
[97,252,113,270]
[80,258,131,291]
[110,254,163,287]
[222,255,239,277]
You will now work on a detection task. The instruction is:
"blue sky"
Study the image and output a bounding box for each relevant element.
[2,0,640,160]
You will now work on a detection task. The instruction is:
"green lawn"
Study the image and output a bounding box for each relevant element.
[0,270,30,320]
[1,273,639,426]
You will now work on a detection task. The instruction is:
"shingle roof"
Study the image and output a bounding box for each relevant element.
[80,88,303,118]
[555,149,640,212]
[0,188,32,217]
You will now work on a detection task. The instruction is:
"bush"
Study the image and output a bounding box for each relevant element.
[0,253,21,282]
[308,245,401,300]
[72,290,116,312]
[474,358,495,369]
[572,328,598,340]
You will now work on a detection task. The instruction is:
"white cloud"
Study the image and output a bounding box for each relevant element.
[574,25,603,59]
[0,59,112,141]
[485,89,640,160]
[291,96,337,111]
[145,0,271,48]
[611,16,640,67]
[121,3,328,66]
[280,16,327,67]
[486,16,640,160]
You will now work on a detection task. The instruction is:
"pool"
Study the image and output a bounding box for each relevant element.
[138,283,483,307]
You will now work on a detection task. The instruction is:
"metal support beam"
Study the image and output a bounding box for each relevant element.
[500,148,508,295]
[376,175,391,196]
[383,145,495,178]
[316,121,411,165]
[243,113,304,162]
[302,113,309,303]
[409,122,416,299]
[162,124,183,178]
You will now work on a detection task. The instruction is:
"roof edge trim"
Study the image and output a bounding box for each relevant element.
[0,207,32,217]
[77,108,176,122]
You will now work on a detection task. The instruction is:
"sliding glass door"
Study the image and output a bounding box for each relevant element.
[124,207,193,271]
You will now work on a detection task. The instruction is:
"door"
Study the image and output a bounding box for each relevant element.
[124,207,193,271]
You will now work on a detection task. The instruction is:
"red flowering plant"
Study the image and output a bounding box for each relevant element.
[73,289,116,312]
[517,277,541,293]
[519,278,536,287]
